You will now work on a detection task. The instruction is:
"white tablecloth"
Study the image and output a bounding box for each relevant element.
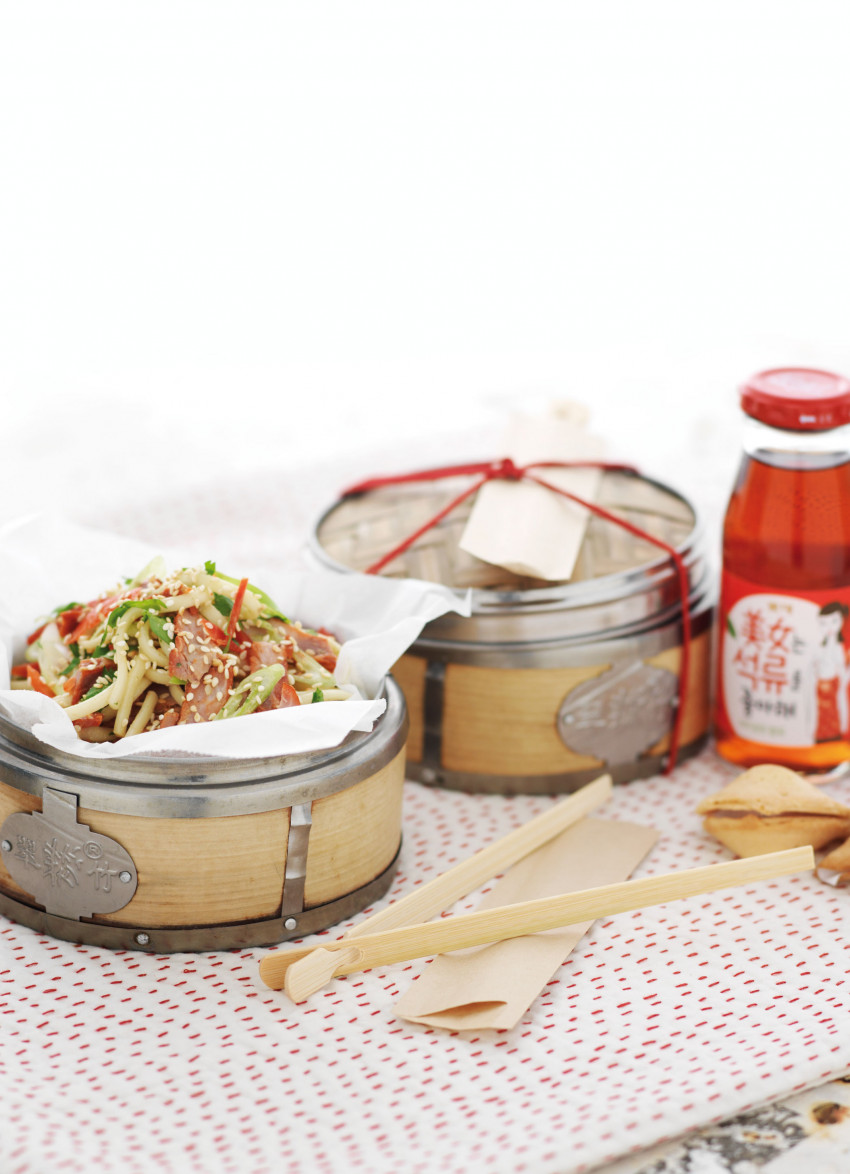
[4,752,850,1174]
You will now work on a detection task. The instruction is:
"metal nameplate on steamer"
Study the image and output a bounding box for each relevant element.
[0,787,138,920]
[558,662,678,764]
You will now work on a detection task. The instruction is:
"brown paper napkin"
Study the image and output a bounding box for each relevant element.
[394,817,657,1032]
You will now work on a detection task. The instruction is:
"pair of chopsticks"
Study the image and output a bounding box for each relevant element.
[259,774,814,1003]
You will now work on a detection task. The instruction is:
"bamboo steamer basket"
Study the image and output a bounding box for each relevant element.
[311,470,713,794]
[0,679,407,952]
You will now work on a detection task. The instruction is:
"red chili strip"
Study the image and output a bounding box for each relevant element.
[225,578,249,651]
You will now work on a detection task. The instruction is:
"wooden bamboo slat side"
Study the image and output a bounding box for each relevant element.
[85,805,291,927]
[0,776,292,926]
[391,655,426,763]
[0,751,406,928]
[441,663,609,775]
[644,629,711,755]
[304,749,406,908]
[0,780,42,903]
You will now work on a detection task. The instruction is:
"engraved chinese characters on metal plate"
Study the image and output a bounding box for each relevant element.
[0,788,138,920]
[557,662,678,764]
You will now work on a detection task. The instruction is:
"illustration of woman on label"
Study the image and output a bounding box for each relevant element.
[815,601,850,742]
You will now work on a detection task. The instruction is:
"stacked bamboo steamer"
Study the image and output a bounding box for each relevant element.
[312,469,714,794]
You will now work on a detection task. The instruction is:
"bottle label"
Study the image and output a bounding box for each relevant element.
[719,571,850,747]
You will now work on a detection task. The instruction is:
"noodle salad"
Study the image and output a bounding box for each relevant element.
[10,558,348,742]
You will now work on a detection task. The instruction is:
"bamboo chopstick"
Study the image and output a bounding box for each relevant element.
[260,773,613,994]
[275,846,814,1003]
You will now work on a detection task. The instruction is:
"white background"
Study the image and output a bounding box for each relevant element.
[2,1,850,540]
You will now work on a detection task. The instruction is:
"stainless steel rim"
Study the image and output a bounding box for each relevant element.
[408,735,708,794]
[0,678,408,818]
[0,841,401,953]
[410,591,714,668]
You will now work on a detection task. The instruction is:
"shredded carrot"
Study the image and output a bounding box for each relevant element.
[26,622,47,646]
[26,665,55,697]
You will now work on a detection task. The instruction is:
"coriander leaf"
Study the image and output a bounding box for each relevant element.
[106,598,165,629]
[148,614,173,645]
[58,642,83,678]
[213,592,233,617]
[205,560,216,576]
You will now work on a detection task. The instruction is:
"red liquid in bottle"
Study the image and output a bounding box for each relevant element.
[715,453,850,769]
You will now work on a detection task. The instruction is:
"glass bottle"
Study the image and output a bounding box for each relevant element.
[715,367,850,770]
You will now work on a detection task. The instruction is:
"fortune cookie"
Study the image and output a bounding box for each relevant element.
[697,764,850,858]
[816,836,850,887]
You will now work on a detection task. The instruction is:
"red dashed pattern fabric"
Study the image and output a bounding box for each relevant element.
[2,751,850,1174]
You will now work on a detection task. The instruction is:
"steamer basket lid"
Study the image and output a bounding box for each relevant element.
[314,470,701,595]
[312,470,711,646]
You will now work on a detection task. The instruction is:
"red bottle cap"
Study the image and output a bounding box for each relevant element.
[741,368,850,431]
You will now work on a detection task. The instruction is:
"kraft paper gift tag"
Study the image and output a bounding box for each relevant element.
[458,404,607,582]
[394,817,658,1032]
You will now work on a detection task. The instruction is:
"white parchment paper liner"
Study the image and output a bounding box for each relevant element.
[0,514,468,760]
